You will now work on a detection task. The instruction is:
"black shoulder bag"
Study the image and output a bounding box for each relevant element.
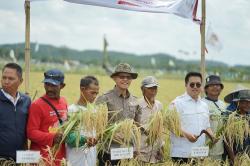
[41,97,63,125]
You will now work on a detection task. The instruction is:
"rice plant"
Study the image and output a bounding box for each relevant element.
[224,112,250,148]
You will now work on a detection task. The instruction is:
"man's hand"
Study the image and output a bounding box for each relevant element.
[53,133,63,145]
[182,131,198,143]
[86,137,98,147]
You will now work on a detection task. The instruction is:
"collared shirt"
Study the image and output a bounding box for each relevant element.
[202,97,225,156]
[96,86,141,123]
[96,86,141,151]
[138,98,163,128]
[170,93,210,158]
[1,89,20,107]
[138,97,163,163]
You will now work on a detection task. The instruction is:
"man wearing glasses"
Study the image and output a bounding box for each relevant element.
[169,72,214,163]
[96,63,141,166]
[27,69,68,166]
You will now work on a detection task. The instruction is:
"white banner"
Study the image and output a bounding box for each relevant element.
[64,0,198,19]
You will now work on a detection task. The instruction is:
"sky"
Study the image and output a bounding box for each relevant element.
[0,0,249,66]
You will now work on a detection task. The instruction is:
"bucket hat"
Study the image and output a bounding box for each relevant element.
[110,63,138,79]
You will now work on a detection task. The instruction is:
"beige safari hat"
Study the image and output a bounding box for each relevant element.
[110,63,138,79]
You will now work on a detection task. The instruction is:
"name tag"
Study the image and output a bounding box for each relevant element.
[191,146,209,157]
[110,147,133,160]
[16,151,40,163]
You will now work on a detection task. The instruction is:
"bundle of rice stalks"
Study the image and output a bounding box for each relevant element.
[100,119,141,151]
[40,146,71,166]
[196,158,226,166]
[0,158,15,166]
[206,123,225,148]
[117,158,141,166]
[145,111,165,146]
[91,104,108,139]
[51,103,108,155]
[234,153,250,166]
[224,112,250,147]
[163,108,182,137]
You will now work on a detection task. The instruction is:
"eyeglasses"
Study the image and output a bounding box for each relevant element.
[118,75,132,80]
[189,82,202,88]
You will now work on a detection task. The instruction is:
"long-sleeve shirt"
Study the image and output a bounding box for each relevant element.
[27,95,67,166]
[0,89,31,160]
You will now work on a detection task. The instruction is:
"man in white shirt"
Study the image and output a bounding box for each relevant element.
[202,75,225,160]
[170,72,215,163]
[66,76,99,166]
[138,76,163,163]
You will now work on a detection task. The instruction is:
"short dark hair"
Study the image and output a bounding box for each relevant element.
[185,71,202,84]
[80,76,99,88]
[2,63,23,79]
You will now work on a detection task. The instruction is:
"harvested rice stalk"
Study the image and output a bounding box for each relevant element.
[42,146,57,166]
[197,157,225,166]
[206,124,225,147]
[92,104,108,139]
[100,119,141,151]
[43,146,70,166]
[52,103,108,155]
[0,158,15,166]
[234,153,250,166]
[163,108,182,136]
[146,110,165,146]
[117,158,141,166]
[224,112,250,147]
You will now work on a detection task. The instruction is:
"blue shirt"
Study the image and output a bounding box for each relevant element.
[0,89,31,160]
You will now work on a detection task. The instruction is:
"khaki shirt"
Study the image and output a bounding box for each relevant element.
[96,86,141,124]
[138,98,163,163]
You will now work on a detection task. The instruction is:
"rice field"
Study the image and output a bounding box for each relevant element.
[20,72,250,106]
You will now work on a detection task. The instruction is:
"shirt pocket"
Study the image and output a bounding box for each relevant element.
[127,102,138,120]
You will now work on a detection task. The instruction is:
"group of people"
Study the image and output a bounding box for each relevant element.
[0,62,249,166]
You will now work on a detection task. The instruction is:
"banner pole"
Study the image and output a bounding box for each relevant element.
[200,0,206,90]
[24,0,31,95]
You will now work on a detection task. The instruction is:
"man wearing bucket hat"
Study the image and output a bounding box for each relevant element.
[96,63,141,166]
[27,69,68,166]
[223,89,250,163]
[202,75,226,160]
[138,76,163,163]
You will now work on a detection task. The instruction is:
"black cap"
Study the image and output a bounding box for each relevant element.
[205,75,224,89]
[42,69,64,85]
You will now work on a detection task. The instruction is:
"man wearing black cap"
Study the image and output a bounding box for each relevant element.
[27,69,68,166]
[202,75,225,160]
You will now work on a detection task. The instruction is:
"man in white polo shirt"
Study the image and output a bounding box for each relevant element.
[169,72,215,163]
